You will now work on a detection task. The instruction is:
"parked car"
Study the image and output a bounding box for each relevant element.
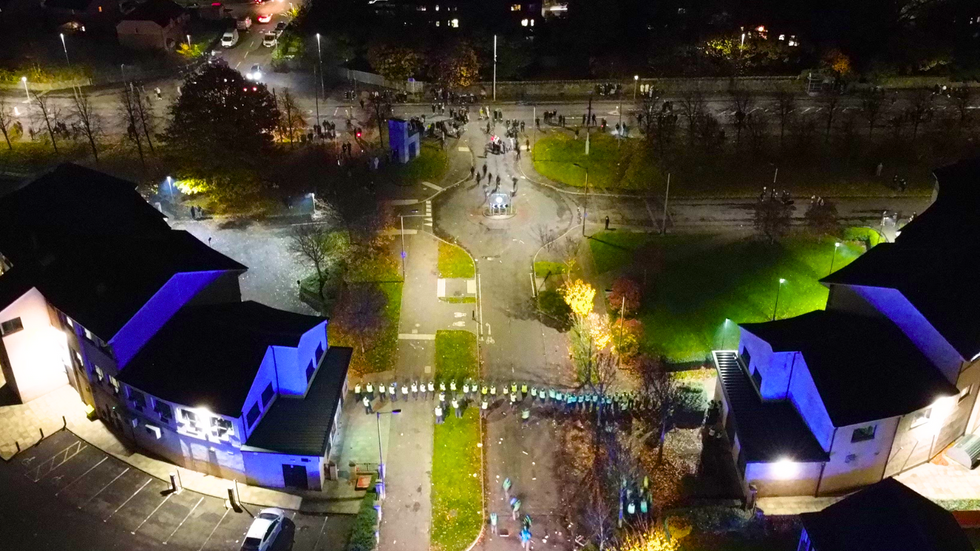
[236,16,251,30]
[246,63,263,81]
[262,33,277,47]
[240,508,284,551]
[274,21,286,33]
[220,29,239,48]
[256,13,272,23]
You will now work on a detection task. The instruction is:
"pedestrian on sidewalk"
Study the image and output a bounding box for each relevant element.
[402,382,410,400]
[530,387,537,402]
[605,215,610,230]
[378,383,387,403]
[521,383,528,400]
[503,478,512,500]
[427,381,435,398]
[435,405,444,424]
[366,382,374,401]
[490,512,498,535]
[450,379,458,393]
[363,395,373,414]
[516,148,521,160]
[526,139,530,152]
[354,383,362,400]
[490,385,497,399]
[482,163,488,176]
[470,166,475,179]
[390,382,397,402]
[521,408,530,426]
[520,527,531,550]
[510,392,518,407]
[481,398,489,417]
[412,381,419,400]
[452,398,461,418]
[511,498,522,520]
[502,383,509,397]
[462,380,470,396]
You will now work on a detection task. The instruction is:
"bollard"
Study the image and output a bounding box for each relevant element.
[39,428,44,439]
[15,441,20,453]
[62,415,67,429]
[170,472,183,495]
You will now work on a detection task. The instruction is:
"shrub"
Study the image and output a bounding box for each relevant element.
[347,491,379,551]
[538,289,572,326]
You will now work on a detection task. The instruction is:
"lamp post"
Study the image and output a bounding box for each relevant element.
[21,76,29,105]
[60,33,70,67]
[376,409,401,499]
[772,278,786,321]
[165,176,175,203]
[493,34,497,102]
[633,75,638,101]
[315,33,324,99]
[829,241,841,275]
[186,34,192,48]
[574,162,589,236]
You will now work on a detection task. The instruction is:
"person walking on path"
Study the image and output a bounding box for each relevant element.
[452,398,462,418]
[427,381,435,398]
[490,512,498,535]
[378,383,387,403]
[354,383,362,401]
[503,477,512,500]
[481,398,489,417]
[390,382,397,402]
[363,395,373,414]
[511,497,522,520]
[520,527,531,550]
[435,405,444,424]
[366,383,374,401]
[411,381,419,400]
[402,383,410,400]
[521,408,530,426]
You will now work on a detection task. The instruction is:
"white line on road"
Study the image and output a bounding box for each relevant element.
[398,333,436,340]
[132,491,173,534]
[79,467,129,508]
[56,456,107,496]
[387,199,419,206]
[312,516,330,550]
[163,496,204,544]
[422,181,443,191]
[105,477,152,522]
[385,229,418,235]
[198,507,230,551]
[477,273,484,337]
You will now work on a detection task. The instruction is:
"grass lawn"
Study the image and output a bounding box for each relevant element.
[391,140,449,186]
[588,231,865,362]
[435,330,479,381]
[328,282,402,375]
[431,407,482,551]
[533,260,567,278]
[532,132,662,191]
[438,242,475,279]
[431,329,482,551]
[0,140,89,174]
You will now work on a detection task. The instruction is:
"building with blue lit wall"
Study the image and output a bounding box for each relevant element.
[714,158,980,498]
[0,164,350,490]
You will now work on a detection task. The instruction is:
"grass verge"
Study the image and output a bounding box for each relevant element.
[534,260,567,279]
[391,140,449,186]
[435,330,478,380]
[440,296,476,304]
[533,132,660,191]
[438,241,476,279]
[588,232,864,361]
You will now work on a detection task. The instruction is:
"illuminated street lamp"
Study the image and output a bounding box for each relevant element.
[21,76,30,105]
[315,33,324,98]
[186,34,192,48]
[633,74,639,101]
[165,176,175,203]
[772,278,786,320]
[59,33,70,67]
[829,241,841,275]
[376,409,401,499]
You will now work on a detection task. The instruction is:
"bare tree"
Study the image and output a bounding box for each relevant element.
[70,88,102,163]
[134,88,155,153]
[0,96,12,150]
[754,190,794,244]
[677,89,705,145]
[289,225,334,299]
[368,93,392,149]
[729,86,754,148]
[859,88,885,138]
[638,356,681,462]
[906,88,934,143]
[949,87,975,127]
[278,88,305,146]
[334,282,388,353]
[819,92,843,142]
[745,111,769,156]
[120,86,146,168]
[32,92,59,154]
[773,88,796,148]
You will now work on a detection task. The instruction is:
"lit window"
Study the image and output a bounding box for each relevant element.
[0,317,23,336]
[521,18,528,26]
[435,20,440,26]
[530,18,534,26]
[109,376,120,395]
[434,4,439,10]
[510,3,520,10]
[851,425,876,443]
[98,5,102,11]
[910,407,932,429]
[451,18,458,27]
[94,366,104,381]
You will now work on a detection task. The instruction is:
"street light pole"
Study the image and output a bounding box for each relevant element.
[574,162,589,236]
[633,75,638,101]
[772,278,786,320]
[21,77,29,105]
[60,33,70,67]
[829,242,841,275]
[315,33,324,100]
[400,215,406,279]
[375,409,401,500]
[186,34,192,48]
[493,35,497,103]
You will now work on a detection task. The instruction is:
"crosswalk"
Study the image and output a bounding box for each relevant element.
[425,200,433,228]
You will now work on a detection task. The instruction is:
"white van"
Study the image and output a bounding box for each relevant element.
[220,28,239,48]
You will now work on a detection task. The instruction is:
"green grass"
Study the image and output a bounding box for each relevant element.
[431,407,482,551]
[440,296,476,304]
[532,132,661,191]
[438,242,475,279]
[588,232,865,362]
[435,330,478,381]
[534,261,567,278]
[329,282,403,375]
[397,140,449,185]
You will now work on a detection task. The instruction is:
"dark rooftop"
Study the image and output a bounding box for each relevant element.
[800,478,972,551]
[741,311,958,426]
[245,347,352,456]
[120,302,327,417]
[122,0,184,26]
[713,351,828,463]
[42,0,94,11]
[0,163,169,267]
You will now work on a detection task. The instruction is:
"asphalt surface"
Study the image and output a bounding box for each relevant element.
[0,430,352,551]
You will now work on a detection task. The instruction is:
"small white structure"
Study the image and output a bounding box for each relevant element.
[116,0,188,50]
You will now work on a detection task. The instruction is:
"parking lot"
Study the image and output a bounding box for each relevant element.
[0,431,353,551]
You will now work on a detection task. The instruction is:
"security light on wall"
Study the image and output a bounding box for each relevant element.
[772,458,799,480]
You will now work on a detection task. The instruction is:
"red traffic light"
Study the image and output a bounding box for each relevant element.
[356,130,362,138]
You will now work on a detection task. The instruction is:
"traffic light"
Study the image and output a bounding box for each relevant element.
[355,129,362,138]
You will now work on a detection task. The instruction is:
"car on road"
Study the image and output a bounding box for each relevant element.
[262,33,277,47]
[274,21,286,33]
[241,508,285,551]
[220,29,239,47]
[256,13,272,23]
[246,63,263,81]
[236,16,251,30]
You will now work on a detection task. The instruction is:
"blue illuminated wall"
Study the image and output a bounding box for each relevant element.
[240,347,281,440]
[785,355,835,451]
[111,270,232,369]
[242,449,323,490]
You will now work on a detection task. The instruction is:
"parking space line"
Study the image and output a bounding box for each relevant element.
[131,491,173,534]
[311,516,329,550]
[163,496,204,545]
[197,507,230,551]
[56,456,107,496]
[104,477,151,522]
[79,467,129,508]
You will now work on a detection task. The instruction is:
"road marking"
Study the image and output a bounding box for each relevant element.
[198,508,230,551]
[105,477,152,522]
[477,274,484,336]
[398,333,436,340]
[467,279,476,294]
[56,456,107,496]
[80,467,129,508]
[437,279,446,297]
[387,199,419,206]
[422,181,443,191]
[458,146,470,151]
[643,198,659,228]
[312,516,330,550]
[163,496,204,544]
[132,491,174,534]
[385,228,417,235]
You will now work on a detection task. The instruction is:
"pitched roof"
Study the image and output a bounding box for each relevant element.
[119,302,327,417]
[741,311,958,426]
[245,346,352,456]
[121,0,184,26]
[713,351,828,462]
[0,163,169,266]
[800,478,972,551]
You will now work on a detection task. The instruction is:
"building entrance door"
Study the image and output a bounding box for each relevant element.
[282,464,308,490]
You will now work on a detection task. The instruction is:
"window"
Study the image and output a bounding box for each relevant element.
[305,361,315,383]
[211,417,233,439]
[315,343,324,364]
[741,347,752,370]
[128,389,147,411]
[145,425,162,439]
[510,3,520,10]
[851,425,876,443]
[154,400,173,423]
[960,386,972,403]
[0,317,23,336]
[751,368,762,391]
[910,407,932,429]
[94,366,104,382]
[261,383,275,407]
[246,403,261,427]
[109,375,120,395]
